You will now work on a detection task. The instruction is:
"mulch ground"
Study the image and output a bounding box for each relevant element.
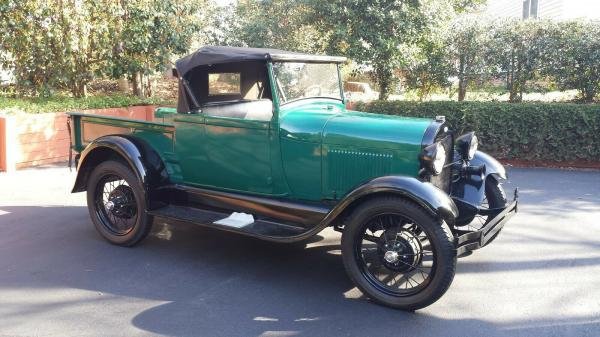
[500,159,600,170]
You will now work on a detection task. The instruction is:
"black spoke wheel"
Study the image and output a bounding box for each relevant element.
[94,175,138,236]
[357,213,435,297]
[342,197,456,310]
[86,160,152,246]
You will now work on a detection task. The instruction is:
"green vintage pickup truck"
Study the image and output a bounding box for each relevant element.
[68,46,517,310]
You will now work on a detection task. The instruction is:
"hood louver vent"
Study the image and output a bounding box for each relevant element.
[327,149,393,197]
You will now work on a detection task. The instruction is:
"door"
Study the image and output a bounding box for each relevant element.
[174,101,274,195]
[201,114,273,194]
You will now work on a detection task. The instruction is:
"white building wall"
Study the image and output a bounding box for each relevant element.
[485,0,600,20]
[537,0,563,19]
[485,0,522,18]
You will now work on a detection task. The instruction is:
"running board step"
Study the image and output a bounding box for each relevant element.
[148,205,307,240]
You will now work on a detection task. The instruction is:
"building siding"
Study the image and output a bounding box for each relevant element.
[485,0,600,20]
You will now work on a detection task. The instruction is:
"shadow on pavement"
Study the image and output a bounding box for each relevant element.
[0,205,599,337]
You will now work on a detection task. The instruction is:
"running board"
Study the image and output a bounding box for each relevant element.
[155,184,330,227]
[148,205,310,241]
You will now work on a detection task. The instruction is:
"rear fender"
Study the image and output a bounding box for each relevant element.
[72,135,169,208]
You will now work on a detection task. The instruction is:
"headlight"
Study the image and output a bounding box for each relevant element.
[421,142,446,175]
[456,132,478,160]
[468,134,478,159]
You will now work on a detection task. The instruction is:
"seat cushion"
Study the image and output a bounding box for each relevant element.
[202,99,273,121]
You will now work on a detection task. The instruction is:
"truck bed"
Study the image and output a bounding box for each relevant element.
[67,111,175,153]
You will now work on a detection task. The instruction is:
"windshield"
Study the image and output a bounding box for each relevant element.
[272,62,342,103]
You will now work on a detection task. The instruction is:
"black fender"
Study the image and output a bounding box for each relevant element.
[451,150,508,224]
[72,135,169,208]
[471,150,507,180]
[323,176,459,226]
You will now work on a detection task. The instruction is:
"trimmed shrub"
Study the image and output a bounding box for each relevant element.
[0,95,175,114]
[356,101,600,161]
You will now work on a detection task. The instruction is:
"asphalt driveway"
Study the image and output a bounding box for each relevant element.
[0,165,599,337]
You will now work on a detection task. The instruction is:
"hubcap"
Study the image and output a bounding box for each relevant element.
[384,250,399,263]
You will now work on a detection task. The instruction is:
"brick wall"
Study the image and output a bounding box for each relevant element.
[0,105,156,171]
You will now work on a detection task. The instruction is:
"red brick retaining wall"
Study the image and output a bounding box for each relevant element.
[0,105,155,171]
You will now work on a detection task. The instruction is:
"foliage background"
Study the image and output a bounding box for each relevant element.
[357,100,600,161]
[1,0,599,102]
[1,0,600,164]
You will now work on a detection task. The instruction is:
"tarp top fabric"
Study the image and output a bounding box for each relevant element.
[175,46,346,77]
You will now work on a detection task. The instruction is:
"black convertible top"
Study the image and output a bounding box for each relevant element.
[175,46,347,77]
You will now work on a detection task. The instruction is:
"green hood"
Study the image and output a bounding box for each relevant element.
[323,110,431,150]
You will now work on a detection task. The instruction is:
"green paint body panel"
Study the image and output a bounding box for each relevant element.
[278,100,430,201]
[68,73,434,203]
[174,114,274,194]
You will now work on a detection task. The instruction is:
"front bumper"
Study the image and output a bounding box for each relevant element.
[455,188,519,256]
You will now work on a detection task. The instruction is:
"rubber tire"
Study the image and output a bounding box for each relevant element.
[486,176,507,209]
[341,196,456,310]
[86,160,152,247]
[482,176,507,245]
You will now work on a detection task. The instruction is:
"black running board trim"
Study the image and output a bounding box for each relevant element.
[156,184,331,228]
[148,205,313,242]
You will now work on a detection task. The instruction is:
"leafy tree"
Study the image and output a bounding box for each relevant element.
[0,0,58,96]
[213,0,328,54]
[485,19,548,102]
[446,15,489,101]
[108,0,206,97]
[308,0,425,100]
[308,0,483,100]
[0,0,118,97]
[400,1,460,101]
[545,20,600,102]
[402,33,452,101]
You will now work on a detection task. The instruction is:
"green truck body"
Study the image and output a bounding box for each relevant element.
[69,99,431,202]
[68,46,517,310]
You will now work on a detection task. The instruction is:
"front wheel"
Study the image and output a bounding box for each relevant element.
[86,160,152,246]
[341,197,456,310]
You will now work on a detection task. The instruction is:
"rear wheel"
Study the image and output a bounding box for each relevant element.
[86,160,152,246]
[341,197,456,310]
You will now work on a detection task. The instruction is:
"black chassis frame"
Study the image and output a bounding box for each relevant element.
[72,134,517,253]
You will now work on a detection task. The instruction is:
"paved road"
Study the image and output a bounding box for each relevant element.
[0,166,599,337]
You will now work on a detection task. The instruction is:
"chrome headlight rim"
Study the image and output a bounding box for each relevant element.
[456,131,478,160]
[421,142,446,175]
[468,134,478,160]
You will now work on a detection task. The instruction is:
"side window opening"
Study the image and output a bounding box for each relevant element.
[183,61,273,121]
[209,73,241,96]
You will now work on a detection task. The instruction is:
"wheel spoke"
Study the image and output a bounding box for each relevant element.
[356,211,436,297]
[94,174,138,236]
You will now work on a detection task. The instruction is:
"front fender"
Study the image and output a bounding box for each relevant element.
[471,150,507,180]
[324,176,458,225]
[451,151,507,224]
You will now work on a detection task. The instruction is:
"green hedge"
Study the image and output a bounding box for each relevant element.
[356,101,600,161]
[0,95,175,114]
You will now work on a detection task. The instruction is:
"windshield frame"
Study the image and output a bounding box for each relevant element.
[270,61,345,106]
